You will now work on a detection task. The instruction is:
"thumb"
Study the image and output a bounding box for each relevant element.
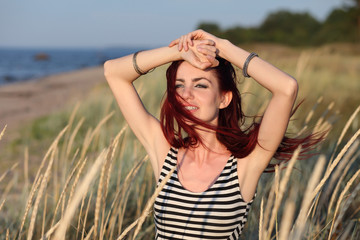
[196,61,212,70]
[207,55,219,67]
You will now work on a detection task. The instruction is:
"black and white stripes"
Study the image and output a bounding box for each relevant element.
[154,148,253,240]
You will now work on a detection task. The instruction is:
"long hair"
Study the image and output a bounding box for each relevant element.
[160,58,324,171]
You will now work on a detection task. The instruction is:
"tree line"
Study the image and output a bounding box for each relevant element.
[197,1,359,46]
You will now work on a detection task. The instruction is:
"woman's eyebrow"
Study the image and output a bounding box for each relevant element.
[193,77,212,84]
[175,77,212,84]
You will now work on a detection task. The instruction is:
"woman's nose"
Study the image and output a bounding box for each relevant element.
[181,86,194,100]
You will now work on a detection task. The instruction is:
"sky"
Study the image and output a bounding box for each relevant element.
[0,0,348,49]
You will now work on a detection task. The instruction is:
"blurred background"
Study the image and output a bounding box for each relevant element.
[0,0,359,239]
[0,0,359,84]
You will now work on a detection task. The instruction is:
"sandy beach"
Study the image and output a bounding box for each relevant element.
[0,66,105,144]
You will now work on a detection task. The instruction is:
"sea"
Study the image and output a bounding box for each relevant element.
[0,47,144,86]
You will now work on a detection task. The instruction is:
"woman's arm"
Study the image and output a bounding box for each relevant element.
[104,47,178,178]
[218,39,298,202]
[104,42,217,178]
[217,39,298,168]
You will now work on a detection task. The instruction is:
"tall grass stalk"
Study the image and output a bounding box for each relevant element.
[18,174,43,239]
[27,145,57,240]
[76,194,86,240]
[334,181,360,234]
[278,188,296,240]
[50,155,83,227]
[42,221,60,239]
[24,146,29,196]
[79,112,114,160]
[328,169,360,239]
[115,154,149,237]
[311,128,360,200]
[54,149,107,240]
[81,190,93,240]
[0,162,18,184]
[41,194,48,237]
[0,199,5,212]
[0,125,6,141]
[259,198,264,240]
[326,141,359,216]
[118,162,176,240]
[132,163,176,239]
[263,148,300,239]
[290,155,326,239]
[327,105,360,168]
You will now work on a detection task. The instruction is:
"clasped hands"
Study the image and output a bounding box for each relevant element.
[169,29,220,69]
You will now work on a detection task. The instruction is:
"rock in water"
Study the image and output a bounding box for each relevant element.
[34,53,50,61]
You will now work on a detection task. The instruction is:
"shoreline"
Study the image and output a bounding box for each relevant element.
[0,66,106,145]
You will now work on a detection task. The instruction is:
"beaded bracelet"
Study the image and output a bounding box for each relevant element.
[242,52,259,78]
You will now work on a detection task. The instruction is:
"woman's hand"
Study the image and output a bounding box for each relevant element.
[179,39,219,69]
[169,29,221,52]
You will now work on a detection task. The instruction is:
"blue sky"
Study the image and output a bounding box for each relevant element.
[0,0,347,48]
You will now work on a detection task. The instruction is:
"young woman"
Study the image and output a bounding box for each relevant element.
[104,30,310,239]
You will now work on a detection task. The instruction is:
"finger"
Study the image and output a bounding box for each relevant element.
[186,33,194,47]
[197,44,217,52]
[185,54,206,69]
[169,39,179,47]
[202,45,218,53]
[182,35,188,51]
[182,35,189,52]
[190,30,202,40]
[185,35,191,51]
[207,55,219,67]
[198,39,216,46]
[178,36,182,51]
[179,35,187,51]
[194,29,206,40]
[197,46,217,58]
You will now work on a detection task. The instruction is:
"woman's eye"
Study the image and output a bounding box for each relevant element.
[195,84,208,89]
[175,84,184,89]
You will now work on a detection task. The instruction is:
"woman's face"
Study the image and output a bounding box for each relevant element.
[175,61,230,125]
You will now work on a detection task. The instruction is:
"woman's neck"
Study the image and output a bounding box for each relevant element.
[191,129,229,156]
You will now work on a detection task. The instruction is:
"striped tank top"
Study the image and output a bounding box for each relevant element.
[154,148,254,240]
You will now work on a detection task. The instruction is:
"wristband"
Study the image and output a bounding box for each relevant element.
[242,52,258,78]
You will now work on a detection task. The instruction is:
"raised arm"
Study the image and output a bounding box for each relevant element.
[217,38,298,168]
[220,39,298,202]
[104,41,218,178]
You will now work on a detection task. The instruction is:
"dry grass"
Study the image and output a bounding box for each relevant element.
[0,45,359,239]
[0,125,6,141]
[1,103,357,239]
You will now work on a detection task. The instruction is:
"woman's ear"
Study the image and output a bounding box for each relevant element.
[219,91,233,109]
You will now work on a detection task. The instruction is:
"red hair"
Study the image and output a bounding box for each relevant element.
[160,58,324,171]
